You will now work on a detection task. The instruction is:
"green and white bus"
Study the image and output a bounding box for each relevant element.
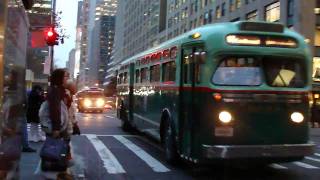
[116,21,315,164]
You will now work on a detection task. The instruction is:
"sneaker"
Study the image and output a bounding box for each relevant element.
[22,147,36,152]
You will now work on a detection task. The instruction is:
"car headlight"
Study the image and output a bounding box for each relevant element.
[290,112,304,123]
[96,98,105,107]
[218,111,233,124]
[83,99,92,107]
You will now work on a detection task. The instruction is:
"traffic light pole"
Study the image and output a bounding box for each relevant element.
[50,0,56,73]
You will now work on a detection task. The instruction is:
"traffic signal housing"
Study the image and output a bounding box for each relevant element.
[45,28,59,46]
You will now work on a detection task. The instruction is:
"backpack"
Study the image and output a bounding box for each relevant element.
[39,100,69,133]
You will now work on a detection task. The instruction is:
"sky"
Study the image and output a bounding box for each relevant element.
[54,0,79,68]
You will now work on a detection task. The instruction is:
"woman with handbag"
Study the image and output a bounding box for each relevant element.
[39,68,70,173]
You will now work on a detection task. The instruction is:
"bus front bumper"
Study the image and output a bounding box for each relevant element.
[202,143,315,159]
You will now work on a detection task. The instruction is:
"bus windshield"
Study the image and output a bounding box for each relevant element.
[212,57,306,87]
[212,57,262,86]
[263,57,305,88]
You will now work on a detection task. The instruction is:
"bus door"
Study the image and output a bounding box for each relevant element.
[128,63,135,122]
[179,45,204,157]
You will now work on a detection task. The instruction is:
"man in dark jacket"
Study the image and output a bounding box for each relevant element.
[27,85,45,142]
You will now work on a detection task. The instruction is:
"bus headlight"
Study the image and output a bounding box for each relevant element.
[96,98,105,107]
[219,111,233,124]
[290,112,304,123]
[83,99,92,107]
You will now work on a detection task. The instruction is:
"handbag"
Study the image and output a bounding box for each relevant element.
[40,137,68,161]
[0,135,21,161]
[72,123,81,135]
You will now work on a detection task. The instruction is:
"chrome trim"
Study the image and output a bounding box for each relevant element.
[203,143,315,159]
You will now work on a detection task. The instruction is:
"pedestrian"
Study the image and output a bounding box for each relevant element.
[311,98,320,128]
[47,68,69,138]
[27,85,45,142]
[61,79,80,161]
[39,68,70,173]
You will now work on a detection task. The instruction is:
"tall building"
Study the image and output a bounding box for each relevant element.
[114,0,160,64]
[114,0,318,77]
[66,48,76,79]
[26,0,53,89]
[89,0,117,87]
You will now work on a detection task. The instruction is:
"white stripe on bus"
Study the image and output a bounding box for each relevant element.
[270,164,288,169]
[114,135,170,172]
[86,134,126,174]
[293,162,319,169]
[133,113,160,127]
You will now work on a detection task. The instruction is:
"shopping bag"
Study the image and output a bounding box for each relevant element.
[40,137,67,161]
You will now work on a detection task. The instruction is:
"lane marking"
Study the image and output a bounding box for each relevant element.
[305,156,320,163]
[114,135,170,172]
[133,113,160,127]
[314,153,320,157]
[293,162,319,169]
[270,164,288,169]
[106,115,116,119]
[82,133,139,137]
[86,134,126,174]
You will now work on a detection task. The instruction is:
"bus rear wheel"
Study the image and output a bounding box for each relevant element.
[164,122,179,164]
[120,108,132,132]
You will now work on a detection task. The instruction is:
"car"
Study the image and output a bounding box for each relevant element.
[75,89,106,113]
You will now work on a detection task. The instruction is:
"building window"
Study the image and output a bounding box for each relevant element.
[245,0,249,5]
[195,0,198,12]
[204,12,209,24]
[229,0,235,12]
[216,6,221,19]
[236,0,241,8]
[315,29,320,46]
[209,9,213,23]
[265,1,280,22]
[246,10,258,21]
[222,2,226,16]
[287,0,294,26]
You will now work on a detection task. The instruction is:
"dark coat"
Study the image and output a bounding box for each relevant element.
[26,90,44,123]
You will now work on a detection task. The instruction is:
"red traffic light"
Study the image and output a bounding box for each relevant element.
[45,28,59,46]
[47,30,54,37]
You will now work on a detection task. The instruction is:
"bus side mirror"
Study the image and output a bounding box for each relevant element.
[194,51,206,64]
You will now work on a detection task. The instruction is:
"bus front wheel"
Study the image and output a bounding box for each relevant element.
[164,122,179,164]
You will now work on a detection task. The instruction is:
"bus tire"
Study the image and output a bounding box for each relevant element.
[164,121,179,164]
[120,107,131,132]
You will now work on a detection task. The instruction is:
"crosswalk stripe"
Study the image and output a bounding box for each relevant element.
[305,156,320,163]
[270,164,288,169]
[114,135,170,172]
[86,134,126,174]
[314,153,320,157]
[293,162,319,169]
[106,115,115,119]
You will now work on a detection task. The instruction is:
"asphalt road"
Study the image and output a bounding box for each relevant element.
[68,111,320,180]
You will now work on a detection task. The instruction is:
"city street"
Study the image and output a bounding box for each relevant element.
[21,110,320,180]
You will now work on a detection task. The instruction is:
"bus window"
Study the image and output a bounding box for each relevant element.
[141,68,148,83]
[135,69,140,83]
[162,61,176,82]
[150,64,160,82]
[263,58,305,88]
[119,73,123,84]
[183,54,191,84]
[124,72,128,84]
[212,57,262,86]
